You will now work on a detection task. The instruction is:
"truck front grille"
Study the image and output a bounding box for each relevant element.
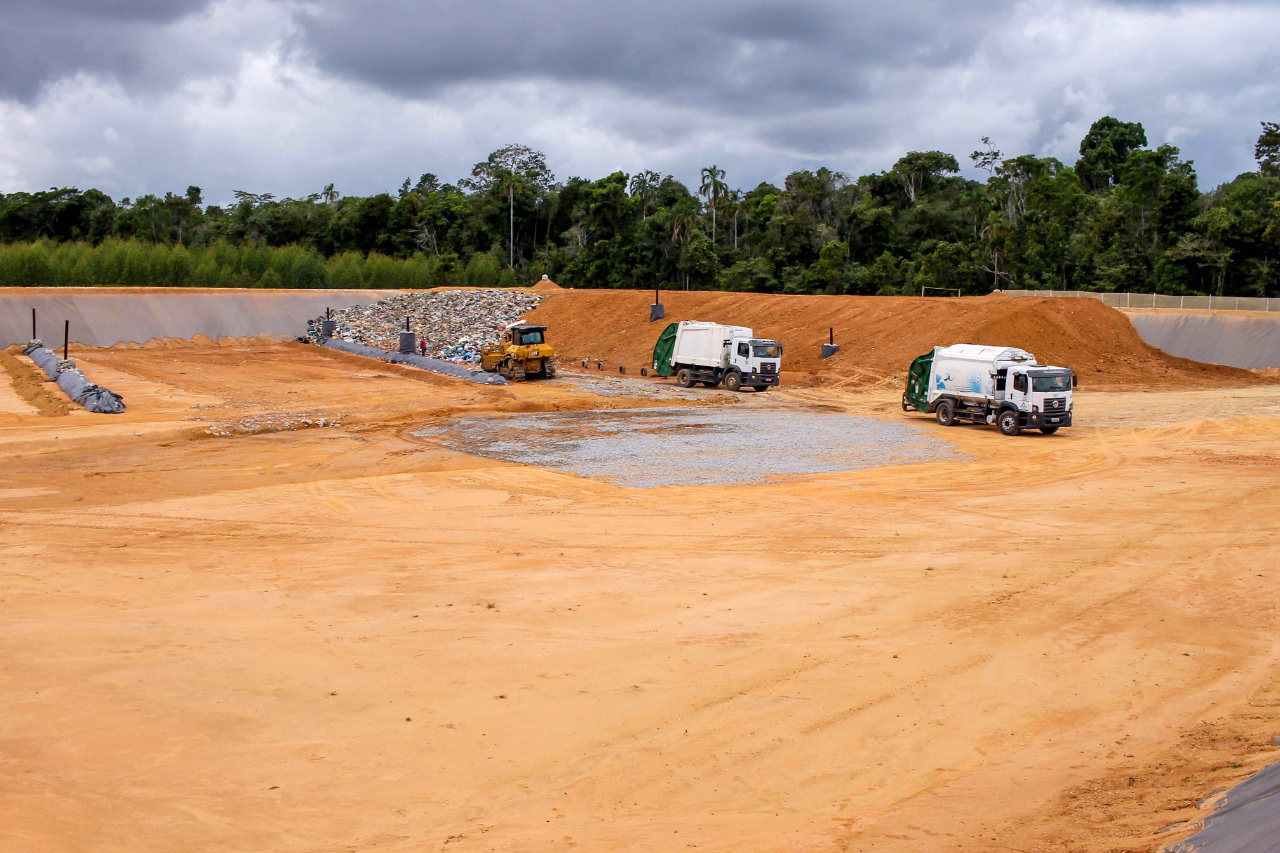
[1044,398,1066,411]
[760,362,777,374]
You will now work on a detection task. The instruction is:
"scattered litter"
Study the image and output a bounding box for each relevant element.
[204,412,342,436]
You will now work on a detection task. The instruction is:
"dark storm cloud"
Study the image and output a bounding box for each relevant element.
[292,0,1005,112]
[2,0,1276,199]
[0,0,216,100]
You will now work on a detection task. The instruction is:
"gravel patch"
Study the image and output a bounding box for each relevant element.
[553,372,736,400]
[414,407,967,487]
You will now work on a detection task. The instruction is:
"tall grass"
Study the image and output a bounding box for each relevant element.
[0,239,520,289]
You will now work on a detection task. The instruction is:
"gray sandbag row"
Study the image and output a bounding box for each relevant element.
[22,340,126,414]
[24,339,60,379]
[318,337,508,386]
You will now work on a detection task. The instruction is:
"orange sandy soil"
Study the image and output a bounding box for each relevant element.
[2,314,1280,852]
[528,290,1261,391]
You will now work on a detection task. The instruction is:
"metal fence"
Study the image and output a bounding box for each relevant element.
[1001,290,1279,312]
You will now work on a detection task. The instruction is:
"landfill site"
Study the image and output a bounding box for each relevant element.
[3,284,1280,853]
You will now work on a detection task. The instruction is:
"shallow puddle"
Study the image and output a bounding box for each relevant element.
[414,407,966,487]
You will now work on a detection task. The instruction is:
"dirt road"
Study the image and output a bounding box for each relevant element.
[2,344,1278,852]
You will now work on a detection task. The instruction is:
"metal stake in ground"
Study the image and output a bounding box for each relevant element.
[650,284,665,322]
[64,320,70,360]
[32,308,37,340]
[821,326,840,359]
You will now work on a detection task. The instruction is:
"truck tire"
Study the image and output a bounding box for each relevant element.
[997,409,1021,436]
[1039,425,1059,435]
[724,371,743,392]
[676,368,695,388]
[935,399,956,426]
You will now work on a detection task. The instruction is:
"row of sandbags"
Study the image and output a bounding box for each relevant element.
[318,338,508,386]
[22,341,126,414]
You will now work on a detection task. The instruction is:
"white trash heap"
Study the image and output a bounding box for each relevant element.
[311,290,543,364]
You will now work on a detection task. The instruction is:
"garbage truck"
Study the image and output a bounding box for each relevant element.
[651,321,783,391]
[902,344,1076,435]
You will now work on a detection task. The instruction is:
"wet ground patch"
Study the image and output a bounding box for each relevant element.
[413,407,967,487]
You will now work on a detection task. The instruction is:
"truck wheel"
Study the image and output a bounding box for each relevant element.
[997,410,1021,436]
[724,371,742,392]
[935,399,956,426]
[1039,425,1059,435]
[676,368,694,388]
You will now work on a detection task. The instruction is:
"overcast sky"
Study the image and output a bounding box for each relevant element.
[1,0,1275,206]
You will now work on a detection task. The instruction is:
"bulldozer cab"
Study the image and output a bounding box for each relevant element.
[481,323,556,381]
[510,324,546,346]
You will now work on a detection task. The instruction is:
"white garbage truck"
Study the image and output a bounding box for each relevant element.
[902,344,1076,435]
[651,321,783,391]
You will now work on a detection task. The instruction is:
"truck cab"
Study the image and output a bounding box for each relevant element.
[993,364,1075,434]
[726,336,783,387]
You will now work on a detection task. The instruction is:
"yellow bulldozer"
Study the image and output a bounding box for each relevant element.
[480,323,557,381]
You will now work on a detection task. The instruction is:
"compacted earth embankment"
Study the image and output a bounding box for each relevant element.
[2,286,1264,392]
[526,289,1263,390]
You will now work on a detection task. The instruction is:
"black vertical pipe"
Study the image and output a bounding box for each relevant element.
[326,306,331,320]
[405,317,409,332]
[63,320,70,360]
[32,307,37,339]
[654,285,659,304]
[829,327,834,345]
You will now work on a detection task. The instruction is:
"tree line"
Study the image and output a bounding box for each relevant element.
[1,118,1277,296]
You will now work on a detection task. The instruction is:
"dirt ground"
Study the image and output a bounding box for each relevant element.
[2,341,1280,853]
[528,290,1262,391]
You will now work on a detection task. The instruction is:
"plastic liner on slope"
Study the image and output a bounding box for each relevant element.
[22,341,126,413]
[1164,761,1280,853]
[319,338,508,385]
[1126,312,1280,369]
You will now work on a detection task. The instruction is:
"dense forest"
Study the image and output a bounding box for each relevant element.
[1,117,1277,297]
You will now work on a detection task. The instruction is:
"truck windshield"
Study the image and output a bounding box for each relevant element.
[753,344,781,358]
[519,330,544,345]
[1032,374,1070,392]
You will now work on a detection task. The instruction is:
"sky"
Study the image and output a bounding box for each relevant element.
[1,0,1276,206]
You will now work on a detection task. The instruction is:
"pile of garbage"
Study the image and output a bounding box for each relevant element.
[309,290,543,364]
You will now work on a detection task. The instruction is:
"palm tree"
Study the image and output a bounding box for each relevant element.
[498,169,519,269]
[668,199,699,290]
[727,188,742,250]
[321,183,338,206]
[628,170,662,220]
[699,165,726,244]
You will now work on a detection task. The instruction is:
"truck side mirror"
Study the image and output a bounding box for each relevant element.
[1072,373,1078,389]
